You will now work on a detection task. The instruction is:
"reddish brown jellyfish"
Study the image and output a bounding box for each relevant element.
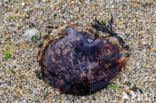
[38,19,128,95]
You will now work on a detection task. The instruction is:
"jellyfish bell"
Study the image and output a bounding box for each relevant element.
[38,20,128,95]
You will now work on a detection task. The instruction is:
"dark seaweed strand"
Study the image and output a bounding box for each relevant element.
[92,16,125,48]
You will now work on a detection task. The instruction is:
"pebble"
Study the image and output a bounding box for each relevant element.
[130,91,137,99]
[122,92,129,100]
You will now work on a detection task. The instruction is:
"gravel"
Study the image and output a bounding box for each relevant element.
[0,0,155,102]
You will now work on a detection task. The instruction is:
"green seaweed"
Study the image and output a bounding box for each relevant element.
[4,50,11,60]
[98,19,104,24]
[11,16,16,22]
[108,82,118,90]
[9,41,13,45]
[31,34,38,42]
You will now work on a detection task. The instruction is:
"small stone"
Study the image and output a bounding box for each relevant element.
[21,2,25,6]
[122,92,129,100]
[130,91,137,99]
[43,0,47,2]
[23,29,40,42]
[21,54,25,58]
